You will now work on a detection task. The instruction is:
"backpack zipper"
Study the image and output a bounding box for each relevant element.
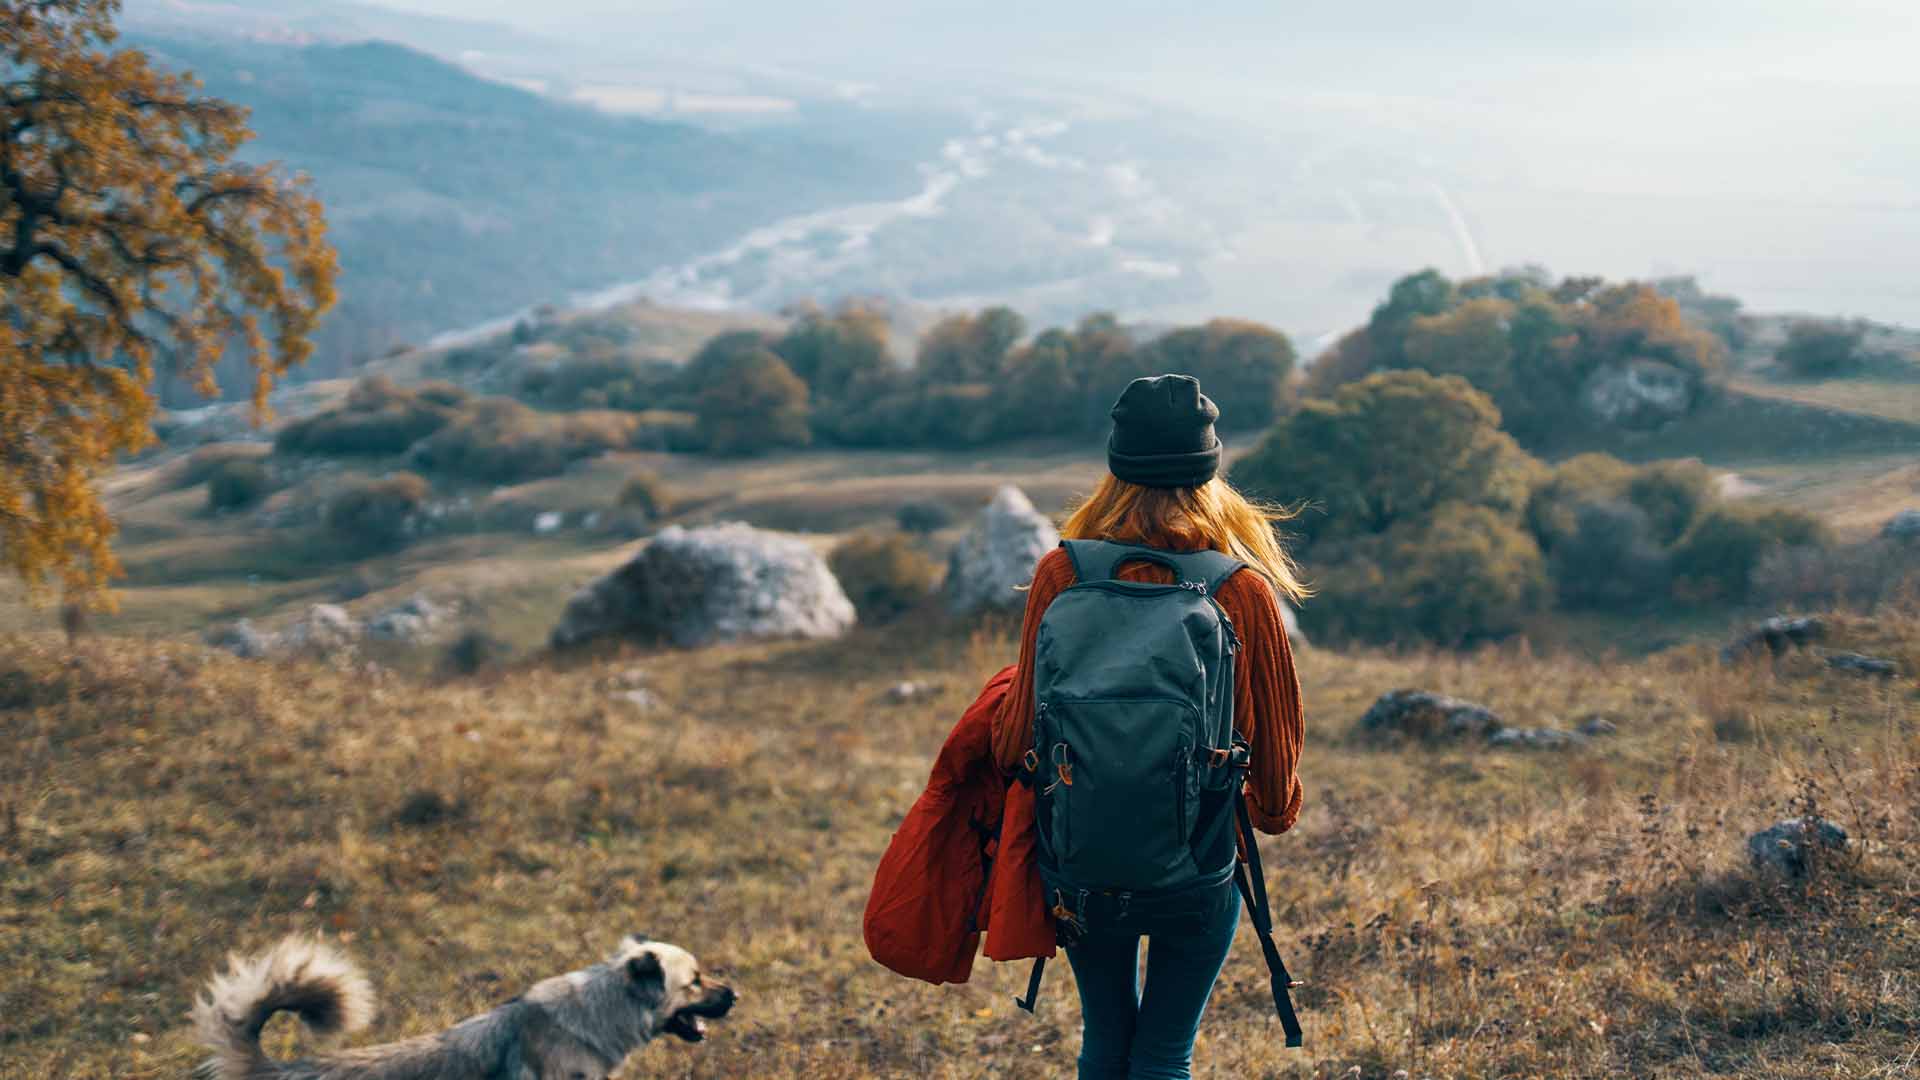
[1173,739,1190,841]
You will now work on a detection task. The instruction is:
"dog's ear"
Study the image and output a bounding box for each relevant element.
[627,950,664,990]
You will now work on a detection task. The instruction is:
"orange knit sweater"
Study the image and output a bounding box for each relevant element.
[990,544,1306,835]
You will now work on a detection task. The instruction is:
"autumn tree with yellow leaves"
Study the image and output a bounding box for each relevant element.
[1,0,336,605]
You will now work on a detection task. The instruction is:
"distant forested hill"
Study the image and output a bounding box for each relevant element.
[129,33,921,400]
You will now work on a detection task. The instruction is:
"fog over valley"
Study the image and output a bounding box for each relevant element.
[119,0,1920,369]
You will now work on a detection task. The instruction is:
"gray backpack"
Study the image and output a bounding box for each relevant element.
[1014,539,1302,1047]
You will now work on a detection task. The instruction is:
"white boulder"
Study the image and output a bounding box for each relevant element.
[550,523,856,649]
[1580,358,1695,430]
[945,486,1059,615]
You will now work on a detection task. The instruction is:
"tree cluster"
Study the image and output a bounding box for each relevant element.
[1232,371,1828,645]
[1309,268,1727,448]
[673,302,1296,455]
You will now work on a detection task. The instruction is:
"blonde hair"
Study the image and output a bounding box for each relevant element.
[1059,474,1310,603]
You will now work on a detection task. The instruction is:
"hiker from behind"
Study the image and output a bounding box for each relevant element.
[993,373,1309,1079]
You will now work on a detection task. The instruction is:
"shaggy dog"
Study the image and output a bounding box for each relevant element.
[193,934,735,1080]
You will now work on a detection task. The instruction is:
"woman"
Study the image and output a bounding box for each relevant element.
[991,373,1308,1080]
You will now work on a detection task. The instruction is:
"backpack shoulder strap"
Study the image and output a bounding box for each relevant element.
[1234,793,1304,1047]
[1167,548,1245,596]
[1060,540,1244,594]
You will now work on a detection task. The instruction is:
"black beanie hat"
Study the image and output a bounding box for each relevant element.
[1107,373,1222,488]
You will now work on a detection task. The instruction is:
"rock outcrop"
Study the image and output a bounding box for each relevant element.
[1882,509,1920,543]
[550,523,856,649]
[1358,690,1502,742]
[1579,358,1696,430]
[205,619,278,659]
[366,592,456,643]
[207,593,456,658]
[944,486,1059,615]
[280,604,361,656]
[1722,615,1826,662]
[1747,816,1848,878]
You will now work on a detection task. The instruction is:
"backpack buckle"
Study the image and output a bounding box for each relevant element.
[1022,748,1040,774]
[1209,747,1232,769]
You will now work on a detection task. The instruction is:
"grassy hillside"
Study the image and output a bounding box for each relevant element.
[3,606,1915,1078]
[127,33,923,397]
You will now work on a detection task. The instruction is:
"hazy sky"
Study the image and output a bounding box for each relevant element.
[364,1,1920,92]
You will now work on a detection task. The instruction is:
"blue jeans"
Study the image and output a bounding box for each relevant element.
[1064,882,1240,1080]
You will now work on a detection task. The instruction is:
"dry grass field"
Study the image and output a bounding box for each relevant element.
[3,601,1917,1078]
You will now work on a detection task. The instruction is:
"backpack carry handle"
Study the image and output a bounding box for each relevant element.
[1061,540,1243,595]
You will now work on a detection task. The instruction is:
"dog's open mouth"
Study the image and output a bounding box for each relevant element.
[664,1012,709,1042]
[664,993,734,1043]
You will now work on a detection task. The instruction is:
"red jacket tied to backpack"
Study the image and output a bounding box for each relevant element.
[863,666,1055,983]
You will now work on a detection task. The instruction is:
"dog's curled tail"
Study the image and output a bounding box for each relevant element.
[192,937,374,1079]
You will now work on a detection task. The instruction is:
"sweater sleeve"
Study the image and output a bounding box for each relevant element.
[1224,571,1306,835]
[990,548,1073,774]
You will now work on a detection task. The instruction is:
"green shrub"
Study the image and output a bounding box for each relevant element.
[1672,505,1832,603]
[408,400,637,483]
[444,628,510,675]
[1777,319,1867,378]
[629,409,702,452]
[173,442,269,490]
[775,301,896,401]
[617,470,673,518]
[1525,453,1637,551]
[686,333,811,456]
[1528,455,1716,553]
[1307,502,1547,645]
[1548,499,1672,609]
[517,355,673,410]
[1624,458,1715,545]
[896,501,956,535]
[276,375,461,456]
[829,532,942,623]
[205,459,272,512]
[325,472,431,552]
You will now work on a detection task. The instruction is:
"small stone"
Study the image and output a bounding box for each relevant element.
[1826,652,1897,678]
[533,511,564,534]
[614,688,659,710]
[1747,816,1848,878]
[365,592,455,644]
[885,681,934,704]
[1487,726,1585,750]
[1577,716,1618,737]
[1359,689,1500,742]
